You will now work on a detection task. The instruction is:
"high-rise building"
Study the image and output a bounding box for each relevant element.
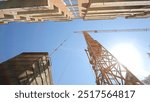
[0,0,150,24]
[0,52,53,85]
[0,0,73,24]
[78,0,150,20]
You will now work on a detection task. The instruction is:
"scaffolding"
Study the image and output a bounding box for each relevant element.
[0,52,53,85]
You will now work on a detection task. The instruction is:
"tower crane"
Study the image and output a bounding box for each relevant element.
[78,28,150,85]
[83,32,143,85]
[75,28,150,33]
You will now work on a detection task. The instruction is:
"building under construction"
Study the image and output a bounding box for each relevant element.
[0,52,53,85]
[0,0,74,24]
[0,32,145,85]
[0,0,150,24]
[0,1,146,85]
[78,0,150,20]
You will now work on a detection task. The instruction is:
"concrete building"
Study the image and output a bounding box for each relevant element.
[78,0,150,20]
[0,52,53,85]
[0,0,73,24]
[0,0,150,24]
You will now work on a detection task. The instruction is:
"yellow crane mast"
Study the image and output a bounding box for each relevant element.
[83,32,143,85]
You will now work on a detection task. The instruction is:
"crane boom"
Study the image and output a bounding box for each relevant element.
[75,28,150,33]
[83,32,143,85]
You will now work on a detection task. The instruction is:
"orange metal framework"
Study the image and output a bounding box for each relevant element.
[83,32,143,85]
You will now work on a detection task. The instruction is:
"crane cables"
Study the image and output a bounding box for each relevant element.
[49,35,72,84]
[50,36,71,57]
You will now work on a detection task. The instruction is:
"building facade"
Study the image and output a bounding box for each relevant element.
[0,52,53,85]
[0,0,73,24]
[78,0,150,20]
[0,0,150,24]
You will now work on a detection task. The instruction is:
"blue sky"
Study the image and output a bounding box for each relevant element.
[0,18,150,84]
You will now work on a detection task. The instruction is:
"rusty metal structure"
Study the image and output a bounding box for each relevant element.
[83,32,143,85]
[1,0,150,24]
[0,52,53,85]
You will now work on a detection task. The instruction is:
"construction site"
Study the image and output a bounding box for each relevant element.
[0,52,53,85]
[0,0,150,24]
[0,0,150,85]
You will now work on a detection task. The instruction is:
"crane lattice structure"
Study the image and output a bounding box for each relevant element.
[75,28,150,33]
[83,32,143,85]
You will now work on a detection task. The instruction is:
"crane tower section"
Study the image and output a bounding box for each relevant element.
[83,32,143,85]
